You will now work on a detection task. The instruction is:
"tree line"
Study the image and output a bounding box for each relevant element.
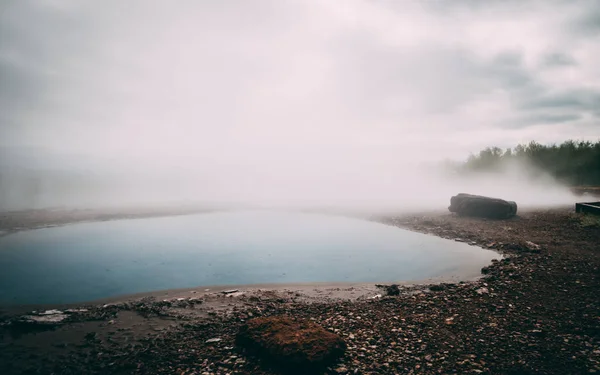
[460,140,600,186]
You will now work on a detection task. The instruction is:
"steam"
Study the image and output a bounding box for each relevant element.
[0,149,579,212]
[1,0,595,212]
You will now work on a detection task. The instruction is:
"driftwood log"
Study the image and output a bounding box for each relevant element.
[449,193,517,219]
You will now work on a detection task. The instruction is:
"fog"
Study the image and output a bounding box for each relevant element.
[2,0,597,212]
[0,146,579,212]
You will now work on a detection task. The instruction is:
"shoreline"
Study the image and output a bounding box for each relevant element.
[0,273,488,315]
[1,206,599,374]
[0,206,221,238]
[0,207,498,311]
[0,203,579,237]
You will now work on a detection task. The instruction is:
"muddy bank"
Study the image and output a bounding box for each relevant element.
[0,206,220,237]
[0,208,599,374]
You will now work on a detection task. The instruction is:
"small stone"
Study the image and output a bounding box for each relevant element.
[226,292,245,298]
[222,289,239,295]
[525,241,541,252]
[64,309,88,313]
[21,313,68,324]
[39,309,63,315]
[430,284,446,292]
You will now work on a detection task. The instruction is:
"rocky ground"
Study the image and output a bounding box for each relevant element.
[0,208,599,374]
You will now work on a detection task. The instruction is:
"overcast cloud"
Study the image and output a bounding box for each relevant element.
[0,0,598,209]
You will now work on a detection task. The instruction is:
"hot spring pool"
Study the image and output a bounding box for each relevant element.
[0,211,500,305]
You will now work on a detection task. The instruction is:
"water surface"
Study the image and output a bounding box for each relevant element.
[0,211,499,305]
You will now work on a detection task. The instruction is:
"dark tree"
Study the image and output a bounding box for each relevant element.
[461,140,600,186]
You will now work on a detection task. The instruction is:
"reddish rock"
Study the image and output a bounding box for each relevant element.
[236,316,345,369]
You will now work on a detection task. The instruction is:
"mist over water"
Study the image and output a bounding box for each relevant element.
[0,149,578,212]
[1,1,594,212]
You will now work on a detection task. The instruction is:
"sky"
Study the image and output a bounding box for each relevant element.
[0,0,599,209]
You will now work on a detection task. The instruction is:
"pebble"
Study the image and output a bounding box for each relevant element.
[3,209,598,375]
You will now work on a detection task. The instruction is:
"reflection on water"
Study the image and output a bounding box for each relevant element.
[0,211,500,304]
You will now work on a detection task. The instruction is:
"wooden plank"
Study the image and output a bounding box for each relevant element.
[575,202,600,215]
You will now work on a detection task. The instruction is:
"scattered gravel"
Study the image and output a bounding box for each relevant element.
[0,207,598,374]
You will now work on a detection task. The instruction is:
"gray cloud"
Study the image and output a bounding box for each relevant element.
[540,52,578,68]
[510,113,583,128]
[2,1,598,147]
[569,0,600,36]
[519,89,600,115]
[485,51,540,92]
[0,0,599,209]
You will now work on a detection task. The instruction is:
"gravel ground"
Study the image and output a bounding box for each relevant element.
[0,207,599,374]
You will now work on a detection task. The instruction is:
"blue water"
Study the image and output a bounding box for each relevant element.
[0,211,500,305]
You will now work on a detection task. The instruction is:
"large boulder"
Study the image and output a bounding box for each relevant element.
[449,193,517,219]
[236,316,345,370]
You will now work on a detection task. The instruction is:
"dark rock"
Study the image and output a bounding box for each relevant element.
[449,193,517,219]
[375,284,401,296]
[236,316,345,370]
[496,242,542,253]
[429,284,446,292]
